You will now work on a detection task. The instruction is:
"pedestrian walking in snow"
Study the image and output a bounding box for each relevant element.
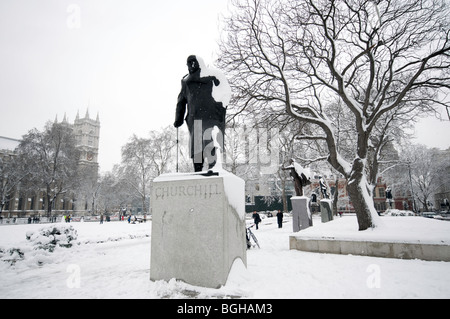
[100,214,104,224]
[253,211,261,230]
[277,210,283,228]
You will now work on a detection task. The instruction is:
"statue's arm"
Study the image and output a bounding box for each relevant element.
[206,76,220,86]
[188,74,220,86]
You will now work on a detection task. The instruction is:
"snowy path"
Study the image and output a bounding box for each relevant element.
[0,217,449,299]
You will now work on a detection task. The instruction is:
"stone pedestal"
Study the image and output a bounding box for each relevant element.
[291,196,312,232]
[150,171,247,289]
[320,199,334,223]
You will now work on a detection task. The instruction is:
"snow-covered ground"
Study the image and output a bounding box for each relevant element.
[0,215,449,299]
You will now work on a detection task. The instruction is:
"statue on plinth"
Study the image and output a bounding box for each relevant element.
[319,176,330,199]
[386,186,393,208]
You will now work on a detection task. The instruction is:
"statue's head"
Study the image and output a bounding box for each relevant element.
[187,55,200,74]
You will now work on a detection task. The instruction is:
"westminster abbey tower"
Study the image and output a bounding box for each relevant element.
[73,109,100,170]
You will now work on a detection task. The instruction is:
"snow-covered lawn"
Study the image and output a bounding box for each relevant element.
[0,216,449,299]
[294,215,450,244]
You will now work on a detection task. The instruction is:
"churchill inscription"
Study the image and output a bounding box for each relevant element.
[154,183,221,200]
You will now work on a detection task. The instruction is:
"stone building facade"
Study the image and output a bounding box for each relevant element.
[0,110,100,217]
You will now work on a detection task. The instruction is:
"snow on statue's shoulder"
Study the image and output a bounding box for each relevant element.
[293,161,312,181]
[197,56,231,108]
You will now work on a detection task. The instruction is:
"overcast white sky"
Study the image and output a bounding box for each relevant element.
[0,0,449,173]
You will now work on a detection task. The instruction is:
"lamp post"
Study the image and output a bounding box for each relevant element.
[407,161,418,214]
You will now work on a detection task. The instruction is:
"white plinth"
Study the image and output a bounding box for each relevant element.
[320,199,334,223]
[150,171,247,288]
[291,196,312,232]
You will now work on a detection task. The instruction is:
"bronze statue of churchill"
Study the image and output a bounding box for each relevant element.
[174,55,227,172]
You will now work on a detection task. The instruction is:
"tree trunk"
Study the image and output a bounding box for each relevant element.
[46,193,53,216]
[332,176,339,215]
[347,158,380,231]
[281,179,288,213]
[142,196,147,214]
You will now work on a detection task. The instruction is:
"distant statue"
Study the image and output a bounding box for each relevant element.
[319,176,330,199]
[174,55,230,172]
[386,186,393,208]
[283,159,311,196]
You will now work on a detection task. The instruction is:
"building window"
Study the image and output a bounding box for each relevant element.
[378,187,385,198]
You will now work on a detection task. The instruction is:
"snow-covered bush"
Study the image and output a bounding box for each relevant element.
[0,247,25,265]
[26,224,78,252]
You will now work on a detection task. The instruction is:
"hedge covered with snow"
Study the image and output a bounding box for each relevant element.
[26,224,78,252]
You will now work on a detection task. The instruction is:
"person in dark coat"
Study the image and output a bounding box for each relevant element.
[174,55,227,172]
[253,211,261,230]
[276,210,283,228]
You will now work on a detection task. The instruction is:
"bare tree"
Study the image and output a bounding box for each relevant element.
[218,0,450,230]
[16,122,80,215]
[119,126,177,213]
[95,172,126,214]
[119,135,154,214]
[147,126,177,176]
[0,154,28,214]
[399,144,449,212]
